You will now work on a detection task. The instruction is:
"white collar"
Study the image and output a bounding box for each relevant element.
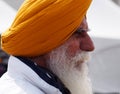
[8,56,62,94]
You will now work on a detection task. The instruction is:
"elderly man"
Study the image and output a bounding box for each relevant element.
[0,0,94,94]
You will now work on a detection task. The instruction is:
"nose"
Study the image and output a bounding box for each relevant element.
[80,32,95,51]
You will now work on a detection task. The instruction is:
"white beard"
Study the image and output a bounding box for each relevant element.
[46,44,93,94]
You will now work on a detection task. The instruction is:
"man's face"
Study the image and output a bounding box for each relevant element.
[45,17,94,94]
[46,17,94,66]
[66,17,94,58]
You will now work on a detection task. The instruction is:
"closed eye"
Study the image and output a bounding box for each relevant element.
[75,28,90,34]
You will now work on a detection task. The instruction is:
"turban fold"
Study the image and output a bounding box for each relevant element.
[1,0,92,57]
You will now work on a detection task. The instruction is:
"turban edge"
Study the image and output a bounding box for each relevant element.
[1,0,92,57]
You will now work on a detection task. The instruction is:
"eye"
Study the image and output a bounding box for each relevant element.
[75,28,90,34]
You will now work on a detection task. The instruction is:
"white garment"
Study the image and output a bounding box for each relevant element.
[0,56,62,94]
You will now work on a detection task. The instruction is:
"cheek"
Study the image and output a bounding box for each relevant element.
[66,40,81,58]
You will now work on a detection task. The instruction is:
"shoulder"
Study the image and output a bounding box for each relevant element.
[0,73,45,94]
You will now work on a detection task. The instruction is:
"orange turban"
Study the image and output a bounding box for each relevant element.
[1,0,92,57]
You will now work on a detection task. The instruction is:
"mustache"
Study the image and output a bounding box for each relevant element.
[71,51,90,63]
[70,52,90,69]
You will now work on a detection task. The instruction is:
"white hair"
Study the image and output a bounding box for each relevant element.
[46,42,93,94]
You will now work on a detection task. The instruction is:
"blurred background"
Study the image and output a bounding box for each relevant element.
[0,0,120,93]
[87,0,120,93]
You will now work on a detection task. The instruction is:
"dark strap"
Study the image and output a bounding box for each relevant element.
[16,56,70,94]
